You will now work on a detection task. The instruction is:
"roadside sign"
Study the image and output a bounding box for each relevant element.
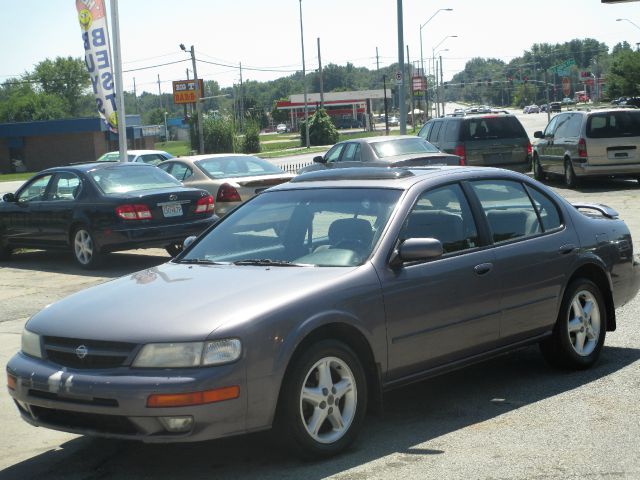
[172,79,204,104]
[580,71,591,79]
[395,71,403,85]
[548,59,576,76]
[411,76,425,93]
[562,77,571,96]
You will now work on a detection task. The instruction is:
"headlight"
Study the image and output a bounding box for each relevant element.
[132,339,241,368]
[21,328,42,358]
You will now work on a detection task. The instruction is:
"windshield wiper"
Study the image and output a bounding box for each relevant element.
[233,259,312,267]
[176,258,230,265]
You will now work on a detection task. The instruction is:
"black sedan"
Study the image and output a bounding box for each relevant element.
[299,135,461,173]
[0,163,217,268]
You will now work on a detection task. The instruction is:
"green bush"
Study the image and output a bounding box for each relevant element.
[202,117,237,153]
[242,122,261,154]
[299,108,339,147]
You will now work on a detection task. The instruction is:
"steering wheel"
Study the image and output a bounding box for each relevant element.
[332,239,366,251]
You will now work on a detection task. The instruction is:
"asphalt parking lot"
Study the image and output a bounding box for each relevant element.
[0,176,639,479]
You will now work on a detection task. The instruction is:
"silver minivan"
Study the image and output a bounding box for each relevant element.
[533,108,640,187]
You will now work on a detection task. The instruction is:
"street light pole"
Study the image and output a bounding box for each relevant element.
[109,0,127,162]
[420,8,453,120]
[299,0,310,149]
[617,18,640,31]
[397,0,407,135]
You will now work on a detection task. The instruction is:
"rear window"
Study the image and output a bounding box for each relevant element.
[196,156,283,179]
[89,166,181,194]
[371,138,439,158]
[461,116,527,141]
[587,111,640,138]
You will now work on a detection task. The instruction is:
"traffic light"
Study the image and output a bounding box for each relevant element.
[524,76,529,84]
[508,77,513,86]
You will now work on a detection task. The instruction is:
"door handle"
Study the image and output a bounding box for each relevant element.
[558,244,577,255]
[474,263,493,275]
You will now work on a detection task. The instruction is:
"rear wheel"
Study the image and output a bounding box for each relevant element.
[564,160,578,188]
[533,154,545,180]
[540,278,606,369]
[72,226,102,269]
[278,340,367,458]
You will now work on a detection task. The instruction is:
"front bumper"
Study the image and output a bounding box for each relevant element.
[97,216,217,252]
[6,352,247,443]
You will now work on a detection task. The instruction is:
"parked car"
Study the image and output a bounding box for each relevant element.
[276,123,288,133]
[334,117,363,129]
[96,149,174,165]
[388,116,400,126]
[158,154,294,217]
[298,136,461,174]
[524,104,540,114]
[7,166,639,458]
[418,112,532,172]
[562,97,575,105]
[0,163,216,267]
[550,102,562,113]
[533,108,640,187]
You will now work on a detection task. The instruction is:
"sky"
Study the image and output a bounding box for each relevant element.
[1,0,639,96]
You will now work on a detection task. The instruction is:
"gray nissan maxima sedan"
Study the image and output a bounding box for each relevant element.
[7,167,640,458]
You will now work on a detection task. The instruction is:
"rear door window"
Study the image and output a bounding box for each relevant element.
[587,111,640,138]
[340,143,361,162]
[470,180,542,243]
[429,121,444,142]
[443,121,460,142]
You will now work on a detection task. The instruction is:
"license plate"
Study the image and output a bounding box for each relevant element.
[162,203,183,217]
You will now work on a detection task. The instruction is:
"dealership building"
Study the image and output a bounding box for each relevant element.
[0,116,161,173]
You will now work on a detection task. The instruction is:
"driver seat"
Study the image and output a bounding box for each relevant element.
[328,218,373,249]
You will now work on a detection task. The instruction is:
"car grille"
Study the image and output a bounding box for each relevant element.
[30,405,139,435]
[43,336,138,369]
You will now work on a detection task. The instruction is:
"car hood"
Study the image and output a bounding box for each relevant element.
[26,262,359,343]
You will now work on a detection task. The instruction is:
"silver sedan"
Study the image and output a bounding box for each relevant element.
[158,154,294,216]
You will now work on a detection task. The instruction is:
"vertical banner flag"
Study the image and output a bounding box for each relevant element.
[76,0,117,132]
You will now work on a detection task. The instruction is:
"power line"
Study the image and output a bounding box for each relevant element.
[123,59,189,73]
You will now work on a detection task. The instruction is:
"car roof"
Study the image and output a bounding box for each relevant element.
[40,162,158,175]
[165,153,261,163]
[105,149,170,155]
[270,166,531,191]
[338,135,427,146]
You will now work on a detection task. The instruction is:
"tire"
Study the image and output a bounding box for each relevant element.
[564,159,579,188]
[540,278,606,369]
[533,154,545,180]
[0,244,12,261]
[165,242,183,257]
[71,226,102,269]
[277,339,368,459]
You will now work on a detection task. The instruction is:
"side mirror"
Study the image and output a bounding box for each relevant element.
[313,155,326,164]
[533,131,544,139]
[2,193,16,203]
[183,235,197,250]
[391,238,443,267]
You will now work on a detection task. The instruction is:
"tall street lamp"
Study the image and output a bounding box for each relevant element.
[419,8,453,119]
[617,18,640,31]
[432,36,457,117]
[180,43,204,154]
[299,0,310,149]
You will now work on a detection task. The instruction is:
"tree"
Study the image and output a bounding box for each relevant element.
[300,109,339,146]
[242,121,261,154]
[202,117,237,153]
[607,49,640,97]
[29,57,92,117]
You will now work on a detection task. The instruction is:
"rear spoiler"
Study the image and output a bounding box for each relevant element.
[573,203,619,219]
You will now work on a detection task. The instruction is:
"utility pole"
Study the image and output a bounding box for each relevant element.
[317,38,324,109]
[407,45,415,131]
[132,77,138,113]
[376,47,380,72]
[440,55,445,116]
[434,60,440,118]
[157,74,163,112]
[239,62,244,132]
[189,46,204,154]
[396,0,407,134]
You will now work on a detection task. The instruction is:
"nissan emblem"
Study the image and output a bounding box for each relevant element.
[75,345,89,359]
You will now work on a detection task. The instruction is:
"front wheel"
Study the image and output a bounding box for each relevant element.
[72,226,102,269]
[165,242,183,257]
[540,278,606,369]
[278,340,367,458]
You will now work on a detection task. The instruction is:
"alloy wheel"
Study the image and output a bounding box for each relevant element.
[299,356,357,444]
[74,229,94,265]
[567,290,601,357]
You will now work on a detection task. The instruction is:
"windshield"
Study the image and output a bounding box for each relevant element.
[196,156,284,179]
[181,188,402,267]
[89,166,182,194]
[371,138,439,158]
[97,152,135,162]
